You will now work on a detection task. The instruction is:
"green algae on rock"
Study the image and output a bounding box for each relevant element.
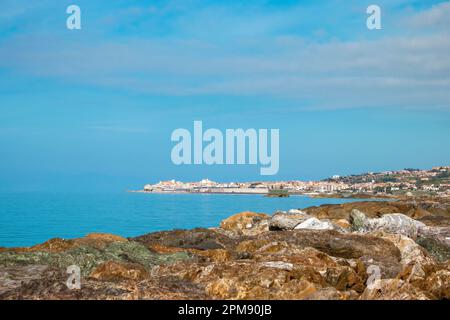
[0,240,192,276]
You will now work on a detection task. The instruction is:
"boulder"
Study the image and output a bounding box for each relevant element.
[377,232,435,282]
[334,219,351,229]
[269,211,310,231]
[260,261,294,271]
[219,212,270,236]
[350,209,425,238]
[294,217,335,231]
[288,209,307,215]
[416,226,450,262]
[131,228,237,251]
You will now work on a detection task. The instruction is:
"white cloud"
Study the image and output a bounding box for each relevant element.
[0,1,449,110]
[407,2,450,29]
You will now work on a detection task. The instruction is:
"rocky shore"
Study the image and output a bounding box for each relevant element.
[0,199,449,300]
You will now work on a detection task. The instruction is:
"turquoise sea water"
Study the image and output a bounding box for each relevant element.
[0,192,372,247]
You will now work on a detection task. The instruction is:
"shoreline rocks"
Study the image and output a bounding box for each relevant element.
[0,200,449,300]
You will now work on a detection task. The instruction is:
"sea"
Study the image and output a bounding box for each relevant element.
[0,192,373,247]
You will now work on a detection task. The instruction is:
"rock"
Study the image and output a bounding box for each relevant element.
[260,261,294,271]
[334,219,351,229]
[418,216,450,227]
[421,267,450,299]
[377,232,435,282]
[3,233,130,255]
[90,261,149,282]
[84,233,128,242]
[323,266,366,293]
[303,201,401,220]
[269,230,402,278]
[294,217,335,231]
[149,244,232,263]
[0,264,208,300]
[220,212,270,236]
[199,262,319,300]
[2,199,449,300]
[158,258,326,300]
[269,211,310,231]
[131,228,237,251]
[359,279,429,300]
[27,238,77,253]
[416,226,450,262]
[303,200,450,222]
[0,240,191,276]
[407,207,432,219]
[350,209,425,238]
[379,233,434,266]
[0,265,49,296]
[288,209,307,215]
[306,287,359,300]
[397,262,450,299]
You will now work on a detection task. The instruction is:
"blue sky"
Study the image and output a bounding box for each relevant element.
[0,0,449,192]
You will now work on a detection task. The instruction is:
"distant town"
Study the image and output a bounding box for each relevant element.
[138,166,450,198]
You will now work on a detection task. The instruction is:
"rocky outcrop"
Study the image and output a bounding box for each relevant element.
[350,210,425,238]
[294,217,336,231]
[0,200,449,300]
[89,261,149,282]
[268,210,310,230]
[131,228,237,251]
[0,235,192,277]
[219,211,270,236]
[416,226,450,262]
[302,200,450,221]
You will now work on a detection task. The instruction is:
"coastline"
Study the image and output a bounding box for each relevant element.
[1,198,449,300]
[0,193,395,248]
[129,189,407,201]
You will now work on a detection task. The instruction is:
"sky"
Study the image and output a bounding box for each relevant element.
[0,0,449,192]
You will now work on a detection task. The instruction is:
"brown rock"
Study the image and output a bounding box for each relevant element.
[220,211,270,236]
[334,219,351,229]
[377,232,435,282]
[84,233,128,242]
[359,279,429,300]
[131,228,237,251]
[90,261,149,282]
[268,211,310,230]
[398,263,450,299]
[149,244,231,263]
[324,266,365,293]
[26,238,76,253]
[407,207,432,219]
[0,233,128,254]
[306,287,359,300]
[260,230,401,277]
